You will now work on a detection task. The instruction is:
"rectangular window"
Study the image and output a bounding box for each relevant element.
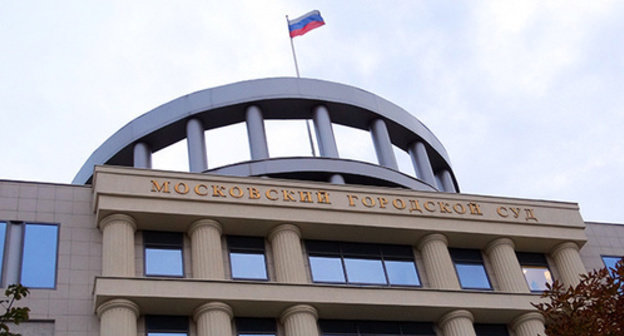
[236,318,276,336]
[474,324,509,336]
[306,241,420,286]
[20,223,59,288]
[228,236,268,280]
[319,320,435,336]
[517,252,552,292]
[450,248,491,290]
[602,255,622,277]
[146,315,188,336]
[144,231,184,277]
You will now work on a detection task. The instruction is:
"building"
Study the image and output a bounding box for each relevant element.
[0,77,622,336]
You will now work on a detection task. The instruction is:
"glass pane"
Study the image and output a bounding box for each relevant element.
[0,222,5,281]
[309,256,346,283]
[344,258,386,284]
[333,124,377,164]
[152,138,188,172]
[266,120,318,158]
[455,264,491,289]
[230,252,267,280]
[393,145,416,177]
[602,256,621,276]
[206,122,250,168]
[145,248,183,276]
[385,260,420,286]
[522,266,552,291]
[21,224,58,288]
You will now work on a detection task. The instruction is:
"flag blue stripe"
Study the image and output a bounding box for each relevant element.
[288,12,324,32]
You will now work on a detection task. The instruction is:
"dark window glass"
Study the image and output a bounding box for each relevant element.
[236,318,276,336]
[144,231,184,277]
[306,241,420,287]
[0,222,6,281]
[319,320,435,336]
[474,324,509,336]
[602,256,622,277]
[21,223,58,288]
[146,315,188,336]
[450,248,491,290]
[517,252,552,291]
[228,236,268,280]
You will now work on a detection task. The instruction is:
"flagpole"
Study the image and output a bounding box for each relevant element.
[286,14,316,156]
[286,15,301,78]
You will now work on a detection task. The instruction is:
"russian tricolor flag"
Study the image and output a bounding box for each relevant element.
[288,10,325,38]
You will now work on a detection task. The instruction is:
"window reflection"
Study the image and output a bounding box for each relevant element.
[309,256,345,283]
[522,267,552,291]
[450,249,491,290]
[602,256,622,277]
[343,258,386,284]
[21,223,58,288]
[0,222,5,281]
[228,236,268,280]
[144,231,184,277]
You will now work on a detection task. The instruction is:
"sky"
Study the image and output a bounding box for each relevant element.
[1,1,623,223]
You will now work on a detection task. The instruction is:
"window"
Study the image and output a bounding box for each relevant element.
[236,318,276,336]
[306,241,420,286]
[450,248,491,290]
[144,231,184,277]
[516,252,552,292]
[474,324,509,336]
[228,236,268,280]
[602,256,622,277]
[146,315,188,336]
[319,320,435,336]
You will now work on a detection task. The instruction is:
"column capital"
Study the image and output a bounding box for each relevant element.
[485,237,515,255]
[188,219,222,236]
[511,312,545,330]
[99,213,137,232]
[96,298,140,318]
[193,301,233,322]
[418,233,448,250]
[439,309,474,327]
[268,223,302,241]
[280,304,318,324]
[551,241,580,255]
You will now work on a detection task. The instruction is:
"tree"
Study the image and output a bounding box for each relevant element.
[533,260,624,336]
[0,284,30,336]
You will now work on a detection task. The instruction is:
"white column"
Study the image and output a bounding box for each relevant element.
[408,141,436,186]
[188,219,225,279]
[511,312,545,336]
[281,304,319,336]
[551,242,586,287]
[246,105,270,160]
[370,118,398,170]
[418,233,460,289]
[187,118,208,172]
[268,224,307,283]
[96,299,139,336]
[194,302,233,336]
[439,310,477,336]
[133,142,152,168]
[485,238,530,293]
[99,214,136,277]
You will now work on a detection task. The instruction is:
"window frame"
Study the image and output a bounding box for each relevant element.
[306,240,421,287]
[143,231,185,278]
[450,248,492,290]
[516,252,552,292]
[227,236,269,281]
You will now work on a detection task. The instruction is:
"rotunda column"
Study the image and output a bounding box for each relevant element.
[439,310,476,336]
[312,105,339,158]
[280,304,319,336]
[370,118,398,170]
[511,312,545,336]
[99,214,136,277]
[188,219,225,279]
[550,242,586,287]
[186,118,208,172]
[268,224,307,283]
[408,141,436,186]
[133,142,152,168]
[246,105,270,160]
[485,238,530,293]
[439,169,456,192]
[418,233,460,289]
[194,302,233,336]
[96,299,139,336]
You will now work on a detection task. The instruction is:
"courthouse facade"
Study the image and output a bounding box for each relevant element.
[1,78,622,336]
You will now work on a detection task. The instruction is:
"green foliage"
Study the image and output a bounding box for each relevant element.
[0,284,30,336]
[533,260,624,336]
